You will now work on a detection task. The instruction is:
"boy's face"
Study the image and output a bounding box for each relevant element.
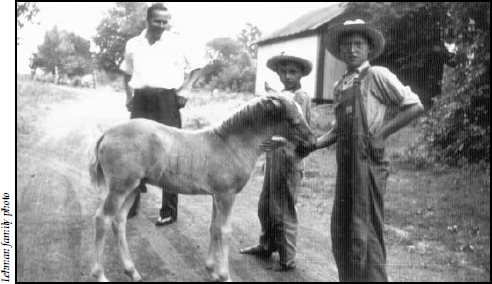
[276,63,303,91]
[339,33,372,70]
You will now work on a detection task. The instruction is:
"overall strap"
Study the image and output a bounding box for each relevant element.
[353,66,371,137]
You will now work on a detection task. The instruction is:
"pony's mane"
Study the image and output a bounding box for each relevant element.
[214,96,276,137]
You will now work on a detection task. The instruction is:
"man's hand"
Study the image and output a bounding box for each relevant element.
[126,96,134,112]
[260,136,288,152]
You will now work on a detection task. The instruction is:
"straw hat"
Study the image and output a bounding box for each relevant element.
[266,53,313,76]
[326,19,385,61]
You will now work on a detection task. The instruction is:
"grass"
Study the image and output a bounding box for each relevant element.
[17,79,82,144]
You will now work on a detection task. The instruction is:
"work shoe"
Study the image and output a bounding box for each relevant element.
[239,245,273,257]
[155,216,176,226]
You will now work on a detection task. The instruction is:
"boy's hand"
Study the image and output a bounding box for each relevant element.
[370,132,386,149]
[260,136,288,152]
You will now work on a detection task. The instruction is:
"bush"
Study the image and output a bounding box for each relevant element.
[201,57,256,93]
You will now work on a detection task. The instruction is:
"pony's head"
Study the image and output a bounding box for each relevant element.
[261,95,317,156]
[217,94,316,156]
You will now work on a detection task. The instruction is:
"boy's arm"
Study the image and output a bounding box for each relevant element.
[371,103,425,148]
[315,120,338,150]
[367,67,425,147]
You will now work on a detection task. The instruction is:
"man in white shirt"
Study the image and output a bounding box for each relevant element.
[120,3,202,226]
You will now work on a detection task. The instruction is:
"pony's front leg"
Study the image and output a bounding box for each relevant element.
[91,191,127,282]
[206,197,220,280]
[207,192,236,282]
[111,189,142,282]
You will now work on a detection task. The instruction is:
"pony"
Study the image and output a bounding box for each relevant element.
[89,94,316,282]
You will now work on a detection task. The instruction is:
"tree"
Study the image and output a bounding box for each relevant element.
[17,2,39,45]
[201,35,257,93]
[201,37,242,89]
[237,23,262,59]
[93,2,147,73]
[205,37,242,63]
[424,2,490,165]
[30,26,93,77]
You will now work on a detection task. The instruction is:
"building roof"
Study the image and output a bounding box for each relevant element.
[257,3,347,45]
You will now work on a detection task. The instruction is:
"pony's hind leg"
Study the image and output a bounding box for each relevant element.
[91,183,132,282]
[112,188,142,281]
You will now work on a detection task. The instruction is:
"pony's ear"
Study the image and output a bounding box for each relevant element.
[266,96,283,110]
[264,96,285,121]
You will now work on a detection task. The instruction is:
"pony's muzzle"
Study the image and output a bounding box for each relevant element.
[294,134,317,158]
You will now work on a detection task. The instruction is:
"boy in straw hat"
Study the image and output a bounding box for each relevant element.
[239,53,312,271]
[314,19,424,281]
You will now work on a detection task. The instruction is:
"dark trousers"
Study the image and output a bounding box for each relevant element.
[128,88,181,219]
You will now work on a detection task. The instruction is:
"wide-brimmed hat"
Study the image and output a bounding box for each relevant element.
[266,53,313,76]
[326,19,385,61]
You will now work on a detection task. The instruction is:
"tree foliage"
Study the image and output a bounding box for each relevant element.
[92,2,147,73]
[423,3,490,165]
[237,23,262,59]
[17,2,39,45]
[345,2,489,165]
[30,26,93,77]
[199,23,261,93]
[205,37,243,62]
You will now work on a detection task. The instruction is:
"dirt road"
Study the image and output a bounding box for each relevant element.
[16,86,339,282]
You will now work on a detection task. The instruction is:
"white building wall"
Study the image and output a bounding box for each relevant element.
[323,49,346,100]
[255,35,319,98]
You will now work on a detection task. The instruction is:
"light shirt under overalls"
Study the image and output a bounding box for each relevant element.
[334,61,422,135]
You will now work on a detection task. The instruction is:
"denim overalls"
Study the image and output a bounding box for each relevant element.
[331,68,389,281]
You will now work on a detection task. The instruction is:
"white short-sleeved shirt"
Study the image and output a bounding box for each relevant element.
[120,29,204,89]
[334,61,423,135]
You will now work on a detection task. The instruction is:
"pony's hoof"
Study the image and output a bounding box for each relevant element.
[209,272,220,282]
[217,273,232,282]
[210,272,231,282]
[124,268,142,282]
[91,268,109,282]
[91,270,109,282]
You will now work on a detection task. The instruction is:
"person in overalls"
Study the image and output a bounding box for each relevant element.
[314,19,425,281]
[240,54,313,271]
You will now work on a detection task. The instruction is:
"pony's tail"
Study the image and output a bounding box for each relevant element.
[88,134,105,187]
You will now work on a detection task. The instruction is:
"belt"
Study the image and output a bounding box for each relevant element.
[135,88,176,95]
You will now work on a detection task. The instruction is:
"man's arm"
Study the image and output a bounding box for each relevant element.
[123,73,133,112]
[371,103,425,148]
[177,68,202,94]
[174,68,202,108]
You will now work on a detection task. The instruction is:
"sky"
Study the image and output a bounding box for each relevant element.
[16,2,341,74]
